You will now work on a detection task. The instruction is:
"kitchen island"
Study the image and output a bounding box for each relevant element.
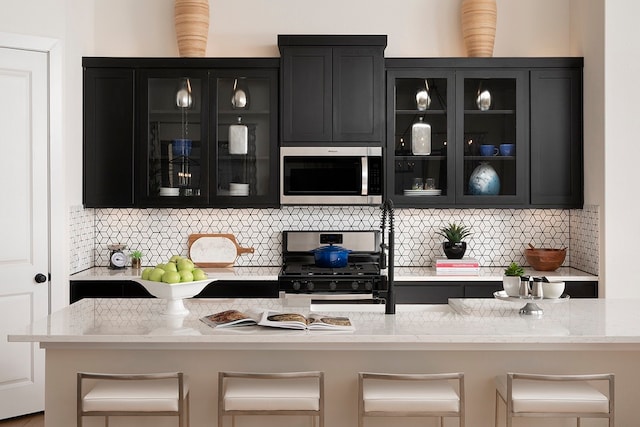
[10,296,640,427]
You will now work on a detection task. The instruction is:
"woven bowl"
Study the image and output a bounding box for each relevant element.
[525,248,566,271]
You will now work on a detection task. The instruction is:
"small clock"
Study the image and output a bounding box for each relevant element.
[107,244,127,269]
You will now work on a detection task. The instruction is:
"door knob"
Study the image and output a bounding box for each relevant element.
[34,273,47,283]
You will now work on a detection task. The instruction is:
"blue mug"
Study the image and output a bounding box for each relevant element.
[500,143,515,156]
[480,144,499,156]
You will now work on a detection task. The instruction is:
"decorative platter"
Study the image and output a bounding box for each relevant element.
[493,290,569,316]
[403,189,442,196]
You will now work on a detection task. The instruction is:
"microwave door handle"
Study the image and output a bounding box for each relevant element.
[361,156,368,195]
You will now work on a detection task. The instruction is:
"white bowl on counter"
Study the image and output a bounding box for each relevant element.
[542,281,565,299]
[134,278,212,316]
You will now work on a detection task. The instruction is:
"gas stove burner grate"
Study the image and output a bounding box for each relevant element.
[282,263,380,277]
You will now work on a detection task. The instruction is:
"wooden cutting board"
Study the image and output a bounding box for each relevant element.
[187,233,254,268]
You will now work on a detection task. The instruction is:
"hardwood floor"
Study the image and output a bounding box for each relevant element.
[0,413,43,427]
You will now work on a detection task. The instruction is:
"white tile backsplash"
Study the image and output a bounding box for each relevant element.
[69,205,600,275]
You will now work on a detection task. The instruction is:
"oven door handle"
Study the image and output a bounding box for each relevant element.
[361,156,368,195]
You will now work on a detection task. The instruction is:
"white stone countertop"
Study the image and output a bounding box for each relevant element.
[70,266,282,281]
[9,296,639,350]
[394,266,598,281]
[71,266,597,282]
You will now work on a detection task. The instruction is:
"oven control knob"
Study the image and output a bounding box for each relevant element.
[365,281,373,291]
[306,281,315,291]
[292,281,301,291]
[351,281,360,290]
[329,281,337,291]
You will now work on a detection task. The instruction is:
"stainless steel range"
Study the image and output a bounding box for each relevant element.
[279,230,387,295]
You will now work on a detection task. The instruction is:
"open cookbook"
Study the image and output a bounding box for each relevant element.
[200,309,355,331]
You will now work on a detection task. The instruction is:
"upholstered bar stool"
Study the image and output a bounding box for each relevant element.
[77,372,189,427]
[218,371,324,427]
[494,372,614,427]
[358,372,465,427]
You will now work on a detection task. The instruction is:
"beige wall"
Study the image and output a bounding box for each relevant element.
[604,1,640,297]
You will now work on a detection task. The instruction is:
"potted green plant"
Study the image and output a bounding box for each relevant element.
[130,250,143,269]
[436,223,472,259]
[503,262,524,297]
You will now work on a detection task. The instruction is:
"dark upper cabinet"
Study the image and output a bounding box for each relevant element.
[385,58,583,208]
[136,68,211,207]
[83,57,279,208]
[530,68,583,208]
[83,67,135,207]
[279,35,386,145]
[210,68,279,207]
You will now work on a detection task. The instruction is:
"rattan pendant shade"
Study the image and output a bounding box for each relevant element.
[461,0,497,57]
[175,0,210,57]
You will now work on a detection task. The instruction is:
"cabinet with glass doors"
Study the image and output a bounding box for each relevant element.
[210,68,278,207]
[455,69,528,206]
[137,69,210,207]
[385,69,455,205]
[386,61,529,207]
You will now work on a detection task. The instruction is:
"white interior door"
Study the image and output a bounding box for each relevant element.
[0,46,49,419]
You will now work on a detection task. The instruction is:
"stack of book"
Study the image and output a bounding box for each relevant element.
[435,257,480,275]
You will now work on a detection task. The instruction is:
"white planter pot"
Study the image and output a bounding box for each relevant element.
[502,276,520,297]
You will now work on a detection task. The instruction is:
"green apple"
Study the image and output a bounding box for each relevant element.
[179,270,194,283]
[163,262,178,272]
[169,255,183,263]
[141,267,154,280]
[177,258,195,272]
[155,263,166,270]
[162,271,181,284]
[149,268,166,282]
[192,268,207,281]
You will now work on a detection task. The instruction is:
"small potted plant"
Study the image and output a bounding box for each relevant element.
[436,223,472,259]
[130,250,143,269]
[503,261,524,297]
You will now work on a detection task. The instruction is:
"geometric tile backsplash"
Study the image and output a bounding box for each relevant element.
[69,205,600,276]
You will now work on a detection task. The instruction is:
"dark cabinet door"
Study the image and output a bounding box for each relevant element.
[332,46,385,142]
[136,69,210,207]
[211,68,279,207]
[455,69,529,206]
[386,69,456,206]
[530,68,583,207]
[281,47,332,142]
[280,36,386,145]
[83,68,135,207]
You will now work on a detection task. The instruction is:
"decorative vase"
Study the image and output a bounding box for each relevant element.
[469,162,500,195]
[461,0,497,57]
[443,242,467,259]
[174,0,210,57]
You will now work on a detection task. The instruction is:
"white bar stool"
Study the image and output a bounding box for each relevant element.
[494,372,614,427]
[358,372,465,427]
[77,372,189,427]
[218,371,324,427]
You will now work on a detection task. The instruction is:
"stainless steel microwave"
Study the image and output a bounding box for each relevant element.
[280,146,383,205]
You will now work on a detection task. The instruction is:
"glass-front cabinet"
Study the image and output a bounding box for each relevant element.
[138,69,210,207]
[211,69,278,206]
[133,63,278,208]
[386,70,455,205]
[387,65,528,207]
[456,70,528,205]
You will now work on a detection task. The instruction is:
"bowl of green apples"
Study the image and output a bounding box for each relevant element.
[135,255,211,316]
